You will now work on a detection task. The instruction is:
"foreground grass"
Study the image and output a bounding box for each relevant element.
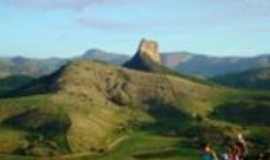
[0,130,200,160]
[65,130,200,160]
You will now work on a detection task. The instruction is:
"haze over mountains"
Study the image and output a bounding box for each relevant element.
[0,56,66,78]
[1,49,270,79]
[163,53,270,77]
[1,41,270,95]
[81,49,130,65]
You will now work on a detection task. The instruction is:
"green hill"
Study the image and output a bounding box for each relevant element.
[0,59,270,159]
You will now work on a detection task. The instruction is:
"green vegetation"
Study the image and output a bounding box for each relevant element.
[0,60,270,160]
[84,131,200,160]
[0,75,34,96]
[211,67,270,90]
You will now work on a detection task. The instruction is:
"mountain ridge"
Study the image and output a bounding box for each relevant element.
[1,49,270,79]
[212,66,270,90]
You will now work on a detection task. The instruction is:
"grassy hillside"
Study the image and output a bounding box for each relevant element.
[0,60,270,159]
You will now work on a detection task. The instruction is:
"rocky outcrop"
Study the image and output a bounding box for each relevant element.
[137,39,161,64]
[123,39,163,72]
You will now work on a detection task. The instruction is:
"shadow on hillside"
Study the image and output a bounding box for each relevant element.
[1,108,71,155]
[211,101,270,126]
[0,65,67,99]
[135,99,234,156]
[2,108,71,135]
[0,75,35,96]
[137,99,243,148]
[138,99,193,136]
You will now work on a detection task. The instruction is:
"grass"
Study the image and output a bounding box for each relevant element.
[0,127,28,154]
[0,131,200,160]
[0,155,35,160]
[79,131,200,160]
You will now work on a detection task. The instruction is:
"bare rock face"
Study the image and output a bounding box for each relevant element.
[137,39,161,64]
[123,39,164,72]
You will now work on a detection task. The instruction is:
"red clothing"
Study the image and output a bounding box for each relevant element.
[230,154,239,160]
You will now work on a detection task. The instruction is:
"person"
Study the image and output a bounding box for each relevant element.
[236,133,248,160]
[230,143,240,160]
[221,152,229,160]
[202,143,219,160]
[221,147,230,160]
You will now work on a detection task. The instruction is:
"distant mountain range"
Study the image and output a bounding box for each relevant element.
[1,50,270,79]
[80,49,129,65]
[212,67,270,90]
[0,49,129,79]
[161,52,270,77]
[0,56,67,78]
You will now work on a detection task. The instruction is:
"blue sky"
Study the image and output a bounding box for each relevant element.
[0,0,270,58]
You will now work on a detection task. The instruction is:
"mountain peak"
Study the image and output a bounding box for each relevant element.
[123,39,165,72]
[137,39,161,64]
[83,48,107,56]
[123,39,193,79]
[81,48,129,65]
